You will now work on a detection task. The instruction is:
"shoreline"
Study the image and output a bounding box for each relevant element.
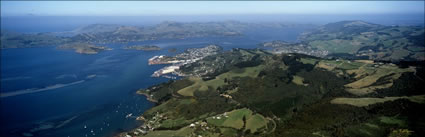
[114,90,159,137]
[136,90,158,103]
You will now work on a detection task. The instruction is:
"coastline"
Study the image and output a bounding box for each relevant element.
[136,90,158,103]
[114,90,159,137]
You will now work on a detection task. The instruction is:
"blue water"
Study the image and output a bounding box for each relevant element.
[0,46,171,137]
[0,24,307,137]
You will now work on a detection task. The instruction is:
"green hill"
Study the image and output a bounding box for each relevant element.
[126,48,425,137]
[299,21,425,61]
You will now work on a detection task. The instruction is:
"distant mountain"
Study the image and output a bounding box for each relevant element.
[73,24,122,34]
[70,21,245,43]
[0,21,247,49]
[0,31,68,49]
[318,20,383,34]
[1,21,313,49]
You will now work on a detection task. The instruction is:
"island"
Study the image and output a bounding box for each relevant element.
[57,42,111,54]
[119,47,425,137]
[123,45,161,51]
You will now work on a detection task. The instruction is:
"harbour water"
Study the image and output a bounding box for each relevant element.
[0,25,306,137]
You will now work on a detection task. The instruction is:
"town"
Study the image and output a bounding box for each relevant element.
[149,45,222,77]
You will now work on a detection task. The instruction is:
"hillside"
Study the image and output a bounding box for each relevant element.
[70,21,244,43]
[0,31,67,49]
[122,48,425,137]
[299,21,425,61]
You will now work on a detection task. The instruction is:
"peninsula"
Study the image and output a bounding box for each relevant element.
[57,42,112,54]
[123,45,161,51]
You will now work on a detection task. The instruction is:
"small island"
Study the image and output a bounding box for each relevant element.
[123,45,161,51]
[57,42,112,54]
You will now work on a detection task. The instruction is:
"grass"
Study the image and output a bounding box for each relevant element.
[345,68,392,88]
[316,60,342,71]
[178,99,196,105]
[388,129,413,137]
[407,46,425,52]
[160,117,191,129]
[177,77,204,96]
[410,52,425,60]
[219,128,238,137]
[389,49,410,60]
[331,97,402,107]
[380,116,406,126]
[206,108,269,133]
[223,109,251,129]
[330,95,425,107]
[245,114,268,133]
[344,65,415,95]
[159,112,212,129]
[299,58,317,65]
[292,76,306,86]
[354,60,374,64]
[345,122,386,137]
[144,98,175,116]
[207,108,251,129]
[316,59,365,71]
[177,65,264,96]
[141,126,194,137]
[337,61,364,70]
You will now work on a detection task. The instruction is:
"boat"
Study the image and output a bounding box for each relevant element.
[126,113,133,118]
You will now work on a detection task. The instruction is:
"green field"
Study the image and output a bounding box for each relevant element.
[177,65,264,96]
[206,108,269,133]
[245,114,268,133]
[207,108,252,129]
[141,126,194,137]
[330,95,425,107]
[292,76,306,86]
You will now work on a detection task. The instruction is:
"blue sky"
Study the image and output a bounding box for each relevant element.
[1,1,424,16]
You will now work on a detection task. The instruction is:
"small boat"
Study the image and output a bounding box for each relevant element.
[126,113,133,118]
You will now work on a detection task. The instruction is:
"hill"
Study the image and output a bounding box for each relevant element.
[0,31,67,49]
[299,21,425,61]
[122,48,425,137]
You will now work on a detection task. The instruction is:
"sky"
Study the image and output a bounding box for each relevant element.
[1,1,424,16]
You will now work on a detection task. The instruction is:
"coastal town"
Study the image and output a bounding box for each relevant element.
[148,45,222,77]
